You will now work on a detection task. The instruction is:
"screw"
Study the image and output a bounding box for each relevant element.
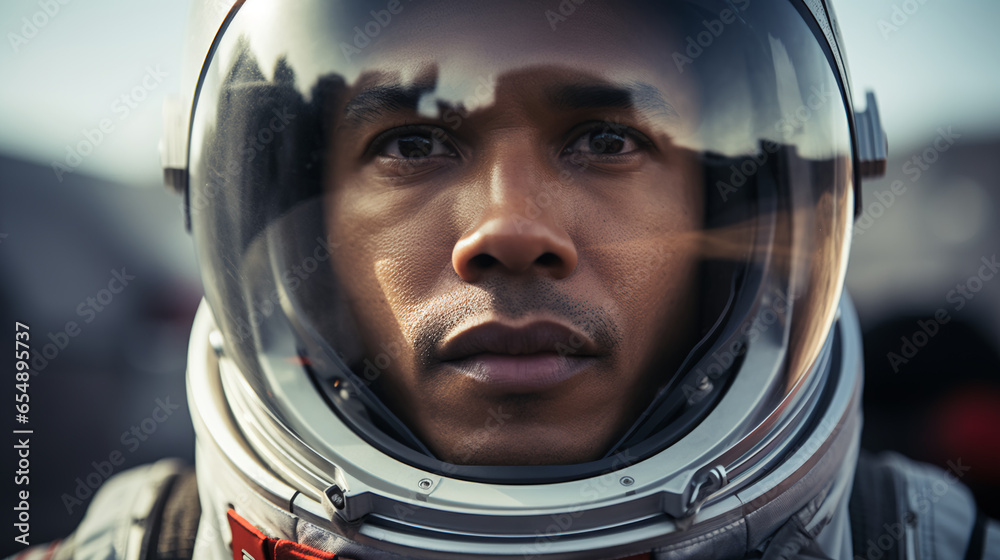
[418,478,433,490]
[209,330,225,356]
[696,376,712,391]
[326,485,346,509]
[620,476,635,487]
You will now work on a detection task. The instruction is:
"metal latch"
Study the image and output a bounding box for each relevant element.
[677,465,728,531]
[855,91,888,179]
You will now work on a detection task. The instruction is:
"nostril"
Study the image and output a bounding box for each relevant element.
[470,253,498,270]
[536,252,560,267]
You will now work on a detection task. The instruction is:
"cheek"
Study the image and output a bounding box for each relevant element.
[327,187,457,348]
[371,253,450,339]
[599,237,701,351]
[589,162,703,363]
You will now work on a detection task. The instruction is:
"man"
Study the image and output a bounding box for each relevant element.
[18,0,997,559]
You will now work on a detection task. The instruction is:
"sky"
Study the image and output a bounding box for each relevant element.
[0,0,998,188]
[833,0,1000,145]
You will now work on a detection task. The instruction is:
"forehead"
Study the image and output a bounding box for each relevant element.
[362,1,650,65]
[342,0,696,128]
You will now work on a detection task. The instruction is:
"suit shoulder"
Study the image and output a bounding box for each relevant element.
[8,460,189,560]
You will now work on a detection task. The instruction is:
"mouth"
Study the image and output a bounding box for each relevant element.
[434,320,605,393]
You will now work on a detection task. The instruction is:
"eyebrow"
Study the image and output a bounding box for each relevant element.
[340,80,679,128]
[547,82,679,120]
[342,83,437,127]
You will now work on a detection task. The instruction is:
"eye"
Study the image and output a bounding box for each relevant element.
[563,123,648,157]
[375,127,456,160]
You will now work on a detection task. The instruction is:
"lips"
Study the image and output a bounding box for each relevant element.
[435,321,604,392]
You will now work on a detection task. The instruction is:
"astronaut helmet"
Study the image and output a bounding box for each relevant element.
[166,0,887,557]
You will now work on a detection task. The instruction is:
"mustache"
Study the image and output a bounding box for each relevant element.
[409,277,623,368]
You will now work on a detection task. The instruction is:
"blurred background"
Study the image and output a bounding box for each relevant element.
[1,0,999,551]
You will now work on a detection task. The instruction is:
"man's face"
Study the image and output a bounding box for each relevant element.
[323,1,703,465]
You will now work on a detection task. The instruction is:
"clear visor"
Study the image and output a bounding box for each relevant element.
[188,0,853,481]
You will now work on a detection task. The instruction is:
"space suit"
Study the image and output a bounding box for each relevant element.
[14,0,998,558]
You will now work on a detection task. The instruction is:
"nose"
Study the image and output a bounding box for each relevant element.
[452,217,578,282]
[452,149,578,283]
